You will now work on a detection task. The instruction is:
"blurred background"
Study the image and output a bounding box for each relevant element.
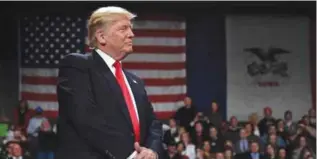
[0,1,315,159]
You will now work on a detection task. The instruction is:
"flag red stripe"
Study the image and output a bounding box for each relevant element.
[27,109,176,120]
[22,76,185,86]
[21,92,57,102]
[28,110,59,119]
[133,29,185,37]
[122,62,185,70]
[85,45,185,54]
[22,76,57,85]
[21,92,185,103]
[154,111,176,119]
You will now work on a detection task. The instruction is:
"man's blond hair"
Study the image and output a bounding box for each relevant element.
[87,6,136,48]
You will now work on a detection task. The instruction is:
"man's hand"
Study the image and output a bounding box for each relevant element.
[134,142,157,159]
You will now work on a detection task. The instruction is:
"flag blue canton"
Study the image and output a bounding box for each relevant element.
[20,16,86,68]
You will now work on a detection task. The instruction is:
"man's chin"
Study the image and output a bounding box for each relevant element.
[124,48,133,54]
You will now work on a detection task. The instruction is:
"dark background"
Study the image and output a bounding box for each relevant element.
[0,1,315,120]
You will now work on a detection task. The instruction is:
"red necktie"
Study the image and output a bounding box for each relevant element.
[113,61,140,142]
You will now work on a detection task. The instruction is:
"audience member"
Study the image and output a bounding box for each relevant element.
[258,107,276,136]
[175,97,197,131]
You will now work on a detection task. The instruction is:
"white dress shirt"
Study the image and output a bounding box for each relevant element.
[182,144,196,159]
[26,117,47,137]
[95,49,139,121]
[10,156,23,159]
[253,126,260,136]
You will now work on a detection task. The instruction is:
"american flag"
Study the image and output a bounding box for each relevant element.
[19,15,186,119]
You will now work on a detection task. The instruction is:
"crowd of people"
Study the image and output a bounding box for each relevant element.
[0,97,315,159]
[0,100,56,159]
[163,97,316,159]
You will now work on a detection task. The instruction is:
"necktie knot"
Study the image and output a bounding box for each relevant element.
[113,60,121,70]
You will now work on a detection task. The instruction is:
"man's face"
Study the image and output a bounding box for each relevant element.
[285,112,292,120]
[203,141,211,151]
[245,124,252,133]
[299,136,306,147]
[195,122,203,133]
[211,102,218,112]
[209,127,217,137]
[181,133,189,143]
[268,125,276,135]
[239,129,247,138]
[102,17,134,60]
[184,97,192,106]
[250,142,259,153]
[230,117,238,127]
[279,149,286,158]
[169,119,176,128]
[267,145,274,155]
[167,145,176,153]
[269,134,277,144]
[11,143,22,157]
[176,143,184,152]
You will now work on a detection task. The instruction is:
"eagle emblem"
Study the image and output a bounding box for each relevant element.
[244,47,290,77]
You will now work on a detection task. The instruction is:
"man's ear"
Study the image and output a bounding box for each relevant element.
[95,29,107,45]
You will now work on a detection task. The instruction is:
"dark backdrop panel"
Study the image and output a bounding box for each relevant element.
[186,15,227,119]
[0,4,19,120]
[310,18,316,109]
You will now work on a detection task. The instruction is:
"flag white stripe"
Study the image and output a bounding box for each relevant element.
[27,101,58,111]
[123,53,186,62]
[27,100,184,112]
[127,69,186,79]
[133,37,185,46]
[22,84,186,96]
[22,68,58,77]
[22,84,56,94]
[145,86,186,95]
[153,101,184,112]
[22,68,186,79]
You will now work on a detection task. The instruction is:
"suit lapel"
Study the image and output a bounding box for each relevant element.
[124,71,146,143]
[91,51,133,130]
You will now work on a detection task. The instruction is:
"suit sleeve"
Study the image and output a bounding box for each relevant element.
[57,54,111,158]
[141,85,166,159]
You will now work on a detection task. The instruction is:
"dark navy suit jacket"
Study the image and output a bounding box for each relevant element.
[56,50,165,159]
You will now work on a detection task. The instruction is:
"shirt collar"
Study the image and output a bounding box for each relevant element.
[95,49,118,69]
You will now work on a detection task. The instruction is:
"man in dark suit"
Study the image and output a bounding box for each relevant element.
[6,141,32,159]
[56,6,165,159]
[235,141,265,159]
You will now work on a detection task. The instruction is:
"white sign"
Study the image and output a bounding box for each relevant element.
[226,15,312,120]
